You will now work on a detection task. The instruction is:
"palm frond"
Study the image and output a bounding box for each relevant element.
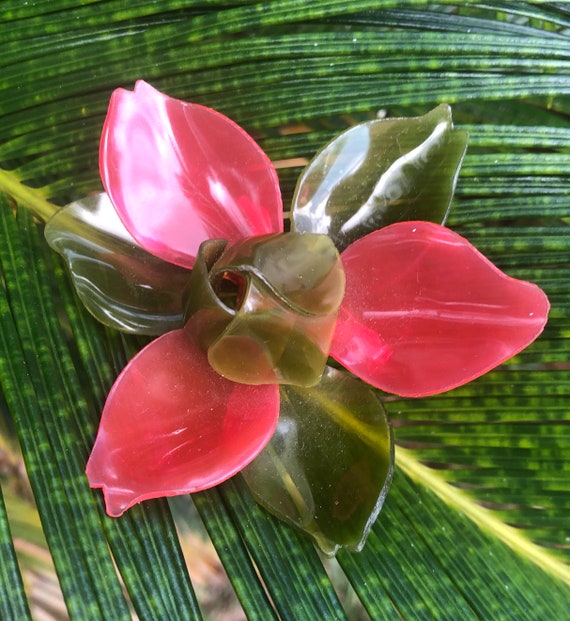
[1,2,569,618]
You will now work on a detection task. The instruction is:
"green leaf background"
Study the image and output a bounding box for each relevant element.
[1,2,569,619]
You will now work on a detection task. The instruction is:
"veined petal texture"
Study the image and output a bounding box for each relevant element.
[100,80,283,269]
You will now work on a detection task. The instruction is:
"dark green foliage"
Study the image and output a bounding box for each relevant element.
[0,2,569,618]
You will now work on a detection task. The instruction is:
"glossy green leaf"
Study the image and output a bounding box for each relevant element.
[185,233,345,386]
[242,366,393,555]
[292,104,468,250]
[45,193,190,335]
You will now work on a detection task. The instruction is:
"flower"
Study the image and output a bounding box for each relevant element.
[46,81,549,554]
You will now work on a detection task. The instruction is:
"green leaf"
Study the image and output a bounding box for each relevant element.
[292,104,468,250]
[0,488,32,621]
[219,477,348,620]
[45,193,190,335]
[1,2,569,619]
[339,469,570,620]
[0,198,201,620]
[243,366,393,554]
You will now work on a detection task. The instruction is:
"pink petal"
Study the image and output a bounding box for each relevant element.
[86,329,279,516]
[100,81,283,269]
[331,221,549,397]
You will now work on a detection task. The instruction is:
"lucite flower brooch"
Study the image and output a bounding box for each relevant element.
[45,81,549,555]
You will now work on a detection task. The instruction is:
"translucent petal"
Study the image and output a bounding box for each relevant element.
[184,233,345,387]
[86,329,279,516]
[242,366,393,555]
[331,221,550,397]
[45,194,190,334]
[100,80,283,269]
[292,104,468,251]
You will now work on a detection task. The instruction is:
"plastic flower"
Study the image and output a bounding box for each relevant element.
[46,81,549,554]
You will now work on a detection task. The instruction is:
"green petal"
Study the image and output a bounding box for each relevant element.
[242,366,394,555]
[45,194,190,334]
[292,104,469,251]
[185,233,345,387]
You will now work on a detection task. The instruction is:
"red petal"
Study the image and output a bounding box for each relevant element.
[331,221,549,397]
[86,329,279,516]
[100,81,283,269]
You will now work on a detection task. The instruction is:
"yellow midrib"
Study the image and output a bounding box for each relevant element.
[396,445,570,587]
[0,169,58,222]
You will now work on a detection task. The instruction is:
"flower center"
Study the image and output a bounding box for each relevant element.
[184,232,345,387]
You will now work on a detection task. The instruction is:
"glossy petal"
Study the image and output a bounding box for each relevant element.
[242,366,393,555]
[184,233,345,387]
[86,329,279,516]
[331,221,550,397]
[292,104,468,251]
[45,194,190,334]
[100,80,283,269]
